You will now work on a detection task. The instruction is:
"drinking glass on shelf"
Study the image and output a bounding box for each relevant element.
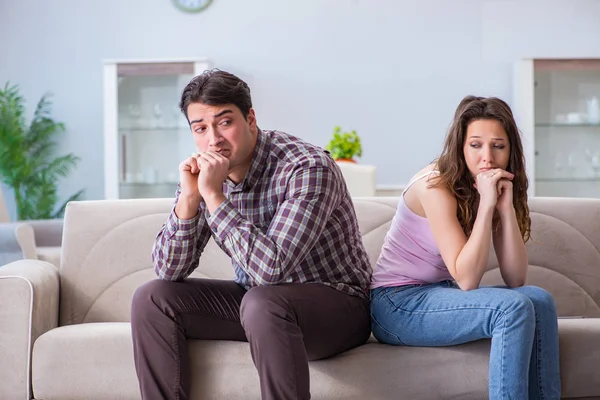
[567,151,578,176]
[554,152,565,176]
[128,104,141,128]
[153,104,163,128]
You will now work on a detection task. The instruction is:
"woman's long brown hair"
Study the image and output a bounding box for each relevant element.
[429,95,531,242]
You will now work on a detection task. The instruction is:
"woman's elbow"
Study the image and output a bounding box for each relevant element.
[455,277,480,291]
[505,277,526,288]
[457,282,479,291]
[502,266,528,288]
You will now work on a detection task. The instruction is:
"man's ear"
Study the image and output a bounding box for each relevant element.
[247,108,257,128]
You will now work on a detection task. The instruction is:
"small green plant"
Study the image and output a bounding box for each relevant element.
[0,82,84,220]
[325,126,363,162]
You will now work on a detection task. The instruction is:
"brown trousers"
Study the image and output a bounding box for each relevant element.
[130,278,370,400]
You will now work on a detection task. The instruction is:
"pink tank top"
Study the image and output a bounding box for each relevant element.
[370,171,453,289]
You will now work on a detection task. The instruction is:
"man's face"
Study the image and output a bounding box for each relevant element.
[187,102,257,172]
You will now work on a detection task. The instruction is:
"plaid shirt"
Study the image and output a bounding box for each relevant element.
[152,129,372,299]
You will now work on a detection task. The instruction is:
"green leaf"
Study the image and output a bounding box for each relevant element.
[0,82,84,220]
[324,126,363,161]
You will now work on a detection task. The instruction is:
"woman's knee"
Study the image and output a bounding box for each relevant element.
[496,290,536,319]
[514,285,557,313]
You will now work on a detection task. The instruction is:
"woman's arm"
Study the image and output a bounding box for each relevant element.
[421,187,494,291]
[421,169,515,291]
[492,180,528,287]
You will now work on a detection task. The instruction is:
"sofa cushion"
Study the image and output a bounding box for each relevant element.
[31,319,600,400]
[58,198,400,326]
[59,197,600,326]
[37,246,61,268]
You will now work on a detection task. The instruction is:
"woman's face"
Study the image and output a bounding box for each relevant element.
[463,119,510,177]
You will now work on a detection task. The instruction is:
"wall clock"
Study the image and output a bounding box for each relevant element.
[172,0,213,13]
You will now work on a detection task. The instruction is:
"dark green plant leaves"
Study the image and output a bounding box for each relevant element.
[0,82,84,220]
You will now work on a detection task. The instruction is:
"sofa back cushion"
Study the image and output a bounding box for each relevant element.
[58,197,600,326]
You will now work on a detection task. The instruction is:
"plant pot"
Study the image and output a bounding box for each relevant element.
[335,158,356,163]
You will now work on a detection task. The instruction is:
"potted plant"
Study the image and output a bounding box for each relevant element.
[325,126,363,163]
[0,82,84,220]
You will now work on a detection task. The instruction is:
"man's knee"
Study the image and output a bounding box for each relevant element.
[131,279,176,320]
[240,286,292,332]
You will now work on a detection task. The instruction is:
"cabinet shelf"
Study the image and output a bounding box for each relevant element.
[514,58,600,198]
[104,58,210,200]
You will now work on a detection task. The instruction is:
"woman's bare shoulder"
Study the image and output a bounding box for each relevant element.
[404,164,452,216]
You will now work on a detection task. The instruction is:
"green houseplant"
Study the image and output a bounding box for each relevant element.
[0,82,84,220]
[325,126,363,162]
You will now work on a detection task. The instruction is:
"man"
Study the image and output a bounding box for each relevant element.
[130,69,372,400]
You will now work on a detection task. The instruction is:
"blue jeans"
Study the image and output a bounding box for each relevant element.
[370,281,560,399]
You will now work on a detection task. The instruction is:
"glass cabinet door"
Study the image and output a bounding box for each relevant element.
[103,59,209,199]
[532,59,600,198]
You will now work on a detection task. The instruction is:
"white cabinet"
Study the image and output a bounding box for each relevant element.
[103,59,210,199]
[514,59,600,198]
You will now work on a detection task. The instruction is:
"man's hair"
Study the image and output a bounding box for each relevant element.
[179,69,252,121]
[429,95,531,242]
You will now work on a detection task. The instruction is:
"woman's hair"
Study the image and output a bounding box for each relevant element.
[429,95,531,242]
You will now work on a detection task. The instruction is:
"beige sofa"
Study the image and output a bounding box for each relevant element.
[1,196,599,400]
[0,189,63,267]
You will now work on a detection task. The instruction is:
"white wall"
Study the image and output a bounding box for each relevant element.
[1,0,600,209]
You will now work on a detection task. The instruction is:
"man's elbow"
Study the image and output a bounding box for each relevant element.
[258,274,285,286]
[154,265,183,282]
[255,266,290,286]
[157,274,183,282]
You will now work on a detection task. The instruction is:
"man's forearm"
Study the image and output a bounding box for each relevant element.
[153,201,210,281]
[175,193,202,220]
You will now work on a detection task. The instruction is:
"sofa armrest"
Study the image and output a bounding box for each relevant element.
[0,222,37,264]
[27,219,63,247]
[0,260,59,400]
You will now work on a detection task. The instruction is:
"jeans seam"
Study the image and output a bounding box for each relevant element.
[395,304,509,314]
[500,309,506,399]
[535,310,544,399]
[173,315,181,400]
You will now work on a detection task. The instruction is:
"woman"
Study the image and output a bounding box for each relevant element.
[370,95,560,399]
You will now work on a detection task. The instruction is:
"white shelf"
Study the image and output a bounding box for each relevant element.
[103,58,210,200]
[514,58,600,198]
